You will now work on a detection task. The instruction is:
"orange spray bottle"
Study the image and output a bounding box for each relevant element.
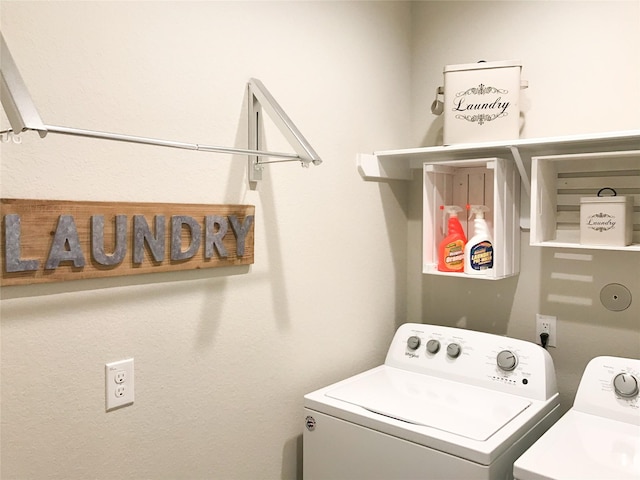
[437,205,467,272]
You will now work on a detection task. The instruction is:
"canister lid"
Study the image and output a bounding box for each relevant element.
[444,60,522,73]
[580,196,629,204]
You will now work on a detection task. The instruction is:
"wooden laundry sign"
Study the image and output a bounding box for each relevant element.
[1,198,255,286]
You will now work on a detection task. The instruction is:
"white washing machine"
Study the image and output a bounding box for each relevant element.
[513,355,640,480]
[303,323,561,480]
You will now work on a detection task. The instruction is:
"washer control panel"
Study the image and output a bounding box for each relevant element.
[573,356,640,425]
[387,323,557,402]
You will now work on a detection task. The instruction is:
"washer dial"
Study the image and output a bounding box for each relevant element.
[446,343,461,358]
[407,336,421,350]
[613,373,639,398]
[496,350,518,371]
[426,339,441,354]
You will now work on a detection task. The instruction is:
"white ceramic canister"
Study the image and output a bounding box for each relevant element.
[432,60,527,145]
[580,188,633,246]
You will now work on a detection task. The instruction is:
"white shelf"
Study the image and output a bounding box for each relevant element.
[531,241,640,252]
[357,130,640,197]
[359,130,640,259]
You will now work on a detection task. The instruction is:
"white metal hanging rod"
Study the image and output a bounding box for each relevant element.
[0,32,321,182]
[42,124,301,160]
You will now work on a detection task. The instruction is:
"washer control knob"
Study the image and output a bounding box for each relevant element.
[613,373,639,398]
[446,343,461,358]
[407,336,421,350]
[426,339,441,354]
[496,350,518,372]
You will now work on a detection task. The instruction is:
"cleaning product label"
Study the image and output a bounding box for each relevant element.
[470,241,493,271]
[444,240,465,270]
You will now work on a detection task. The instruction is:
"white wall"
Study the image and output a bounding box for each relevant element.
[1,1,639,479]
[409,0,640,411]
[0,2,412,479]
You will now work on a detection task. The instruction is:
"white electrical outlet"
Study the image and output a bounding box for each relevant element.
[535,314,557,348]
[105,358,134,411]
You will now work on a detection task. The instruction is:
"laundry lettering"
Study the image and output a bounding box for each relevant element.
[453,96,510,115]
[587,216,616,230]
[4,213,254,273]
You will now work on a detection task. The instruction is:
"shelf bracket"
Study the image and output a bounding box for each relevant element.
[356,153,413,181]
[0,33,321,184]
[508,146,531,196]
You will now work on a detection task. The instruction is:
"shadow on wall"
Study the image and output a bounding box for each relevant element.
[378,179,412,331]
[538,247,639,332]
[232,83,293,333]
[0,265,249,302]
[421,274,519,335]
[421,113,443,147]
[282,434,303,480]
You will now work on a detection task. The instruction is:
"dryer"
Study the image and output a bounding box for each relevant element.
[303,323,561,479]
[513,355,640,480]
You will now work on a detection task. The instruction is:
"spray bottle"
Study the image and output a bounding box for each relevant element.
[464,205,493,275]
[438,205,466,272]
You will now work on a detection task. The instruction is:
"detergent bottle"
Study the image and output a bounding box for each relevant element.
[464,205,493,275]
[437,205,466,272]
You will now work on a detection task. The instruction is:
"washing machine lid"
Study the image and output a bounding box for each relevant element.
[325,367,531,442]
[513,410,640,480]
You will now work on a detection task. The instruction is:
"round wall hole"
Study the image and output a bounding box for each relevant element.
[600,283,632,312]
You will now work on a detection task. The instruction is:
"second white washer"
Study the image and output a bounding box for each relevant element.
[514,355,640,480]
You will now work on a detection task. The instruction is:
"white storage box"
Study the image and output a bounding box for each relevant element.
[422,157,520,280]
[530,150,640,250]
[432,60,526,145]
[580,193,633,246]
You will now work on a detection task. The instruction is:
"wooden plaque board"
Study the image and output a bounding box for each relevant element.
[1,198,255,286]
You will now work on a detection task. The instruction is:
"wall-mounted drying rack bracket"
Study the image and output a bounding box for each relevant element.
[247,78,321,182]
[0,32,321,183]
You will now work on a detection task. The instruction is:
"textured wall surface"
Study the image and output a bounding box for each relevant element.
[1,2,411,478]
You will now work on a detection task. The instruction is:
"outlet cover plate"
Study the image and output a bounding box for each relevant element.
[536,314,557,348]
[105,358,134,411]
